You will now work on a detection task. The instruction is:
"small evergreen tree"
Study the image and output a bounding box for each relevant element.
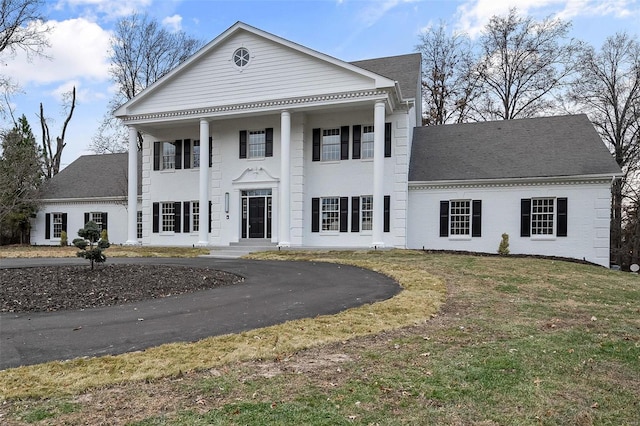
[60,230,68,246]
[73,221,110,270]
[498,233,510,255]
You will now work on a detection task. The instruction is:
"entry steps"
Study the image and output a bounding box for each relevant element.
[205,239,278,259]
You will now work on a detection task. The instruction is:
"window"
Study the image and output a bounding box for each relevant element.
[240,129,273,159]
[162,203,175,232]
[53,213,64,238]
[521,198,567,238]
[192,201,200,232]
[361,196,373,231]
[322,197,340,231]
[137,211,142,239]
[322,129,341,161]
[440,200,482,238]
[162,142,176,170]
[361,126,375,159]
[192,140,200,168]
[233,47,250,68]
[248,130,266,158]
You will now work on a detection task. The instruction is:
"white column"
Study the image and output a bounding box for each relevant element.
[278,110,291,247]
[125,126,139,245]
[197,119,210,246]
[372,100,386,248]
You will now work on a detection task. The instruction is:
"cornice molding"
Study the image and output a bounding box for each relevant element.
[409,176,613,191]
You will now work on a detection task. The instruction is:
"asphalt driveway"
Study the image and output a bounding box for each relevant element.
[0,257,400,370]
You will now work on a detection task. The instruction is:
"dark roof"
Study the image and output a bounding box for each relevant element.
[42,153,141,199]
[351,53,421,101]
[409,114,621,182]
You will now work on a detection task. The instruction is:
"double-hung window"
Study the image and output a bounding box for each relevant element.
[161,203,175,232]
[360,196,373,231]
[162,142,176,170]
[321,197,340,231]
[531,198,554,235]
[521,197,567,238]
[191,201,200,232]
[321,129,341,161]
[440,200,482,238]
[361,126,375,159]
[192,140,200,168]
[53,213,64,238]
[248,131,266,158]
[239,129,273,159]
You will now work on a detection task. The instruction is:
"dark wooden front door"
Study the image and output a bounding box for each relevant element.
[248,197,265,238]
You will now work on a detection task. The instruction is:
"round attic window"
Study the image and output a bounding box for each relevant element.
[233,47,250,68]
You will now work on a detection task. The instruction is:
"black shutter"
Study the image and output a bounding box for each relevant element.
[557,198,568,237]
[153,142,161,170]
[152,202,160,233]
[265,128,273,157]
[174,202,181,233]
[183,201,190,233]
[209,137,213,167]
[384,195,390,233]
[184,139,191,169]
[45,213,50,239]
[340,126,349,160]
[311,197,320,232]
[340,197,348,232]
[384,122,392,158]
[440,201,449,237]
[61,213,67,233]
[102,212,108,231]
[239,130,247,159]
[84,212,89,225]
[312,128,321,161]
[352,125,361,160]
[175,140,182,169]
[472,200,482,237]
[521,199,531,237]
[208,201,212,233]
[351,196,360,232]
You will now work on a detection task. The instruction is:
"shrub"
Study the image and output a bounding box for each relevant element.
[100,229,109,244]
[60,231,68,247]
[73,221,110,270]
[498,233,510,255]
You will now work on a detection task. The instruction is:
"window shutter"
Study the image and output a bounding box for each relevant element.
[351,196,360,232]
[208,201,212,233]
[440,201,449,237]
[311,197,320,232]
[340,126,349,160]
[102,212,108,231]
[184,139,191,169]
[472,200,482,237]
[521,199,531,237]
[384,195,390,232]
[174,202,181,233]
[209,137,213,167]
[352,125,361,160]
[152,203,160,233]
[153,142,160,170]
[183,201,190,233]
[45,213,50,239]
[557,197,568,237]
[265,128,273,157]
[84,212,89,225]
[239,130,247,159]
[62,213,67,233]
[384,122,392,158]
[175,140,182,170]
[312,128,321,161]
[340,197,348,232]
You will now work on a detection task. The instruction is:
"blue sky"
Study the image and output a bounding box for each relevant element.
[3,0,639,167]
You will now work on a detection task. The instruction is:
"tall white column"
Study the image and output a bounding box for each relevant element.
[372,100,386,248]
[197,119,210,246]
[125,126,139,245]
[278,110,291,247]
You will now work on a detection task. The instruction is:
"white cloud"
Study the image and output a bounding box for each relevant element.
[5,18,111,86]
[162,14,183,32]
[55,0,153,21]
[359,0,419,27]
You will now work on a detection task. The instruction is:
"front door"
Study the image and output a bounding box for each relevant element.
[248,197,265,238]
[241,189,272,239]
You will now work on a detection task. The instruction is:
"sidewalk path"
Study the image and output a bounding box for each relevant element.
[0,257,400,370]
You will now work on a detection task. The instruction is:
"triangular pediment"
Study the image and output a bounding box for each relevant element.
[116,22,396,117]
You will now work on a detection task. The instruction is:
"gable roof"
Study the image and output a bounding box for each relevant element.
[41,153,141,200]
[409,114,621,182]
[351,53,421,101]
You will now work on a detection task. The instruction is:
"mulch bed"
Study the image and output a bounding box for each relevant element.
[0,264,243,313]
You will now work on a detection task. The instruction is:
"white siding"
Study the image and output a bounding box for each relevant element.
[129,31,376,115]
[407,181,612,267]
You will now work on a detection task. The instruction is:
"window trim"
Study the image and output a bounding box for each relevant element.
[521,197,567,239]
[439,200,481,238]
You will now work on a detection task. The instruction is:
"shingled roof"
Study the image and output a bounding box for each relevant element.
[351,53,421,101]
[41,152,141,200]
[409,114,621,182]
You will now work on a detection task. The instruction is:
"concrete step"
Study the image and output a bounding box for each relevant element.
[205,240,278,259]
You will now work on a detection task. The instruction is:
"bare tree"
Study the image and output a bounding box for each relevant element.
[416,22,479,125]
[570,32,640,266]
[92,12,203,153]
[38,86,76,179]
[472,8,582,120]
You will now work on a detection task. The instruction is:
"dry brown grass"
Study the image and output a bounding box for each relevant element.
[0,245,210,258]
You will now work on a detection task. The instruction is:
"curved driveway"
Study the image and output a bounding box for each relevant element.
[0,257,400,370]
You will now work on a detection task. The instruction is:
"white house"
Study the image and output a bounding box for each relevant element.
[31,22,621,267]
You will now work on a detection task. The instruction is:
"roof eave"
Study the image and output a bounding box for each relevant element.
[409,173,623,188]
